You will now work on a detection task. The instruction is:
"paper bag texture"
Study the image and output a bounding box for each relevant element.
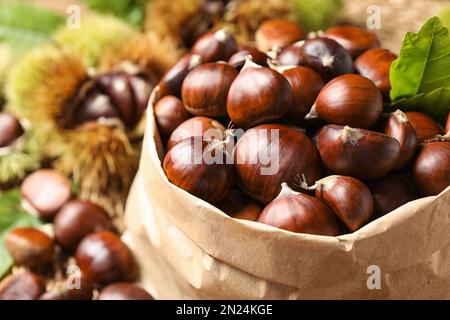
[124,105,450,300]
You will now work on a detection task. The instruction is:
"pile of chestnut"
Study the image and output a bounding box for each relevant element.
[155,19,450,236]
[0,169,152,300]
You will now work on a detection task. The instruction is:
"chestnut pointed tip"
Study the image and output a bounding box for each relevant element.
[340,126,363,145]
[189,54,202,69]
[241,55,261,70]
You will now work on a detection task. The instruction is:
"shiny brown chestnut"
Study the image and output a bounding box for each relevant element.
[313,74,383,129]
[315,125,401,180]
[39,273,93,300]
[167,116,225,150]
[6,227,54,268]
[216,189,263,221]
[234,124,322,204]
[191,29,238,63]
[228,45,268,70]
[325,25,380,58]
[298,37,353,81]
[354,48,397,100]
[21,169,72,220]
[255,19,306,52]
[54,200,113,252]
[368,172,418,219]
[301,175,373,231]
[279,66,325,125]
[0,112,24,148]
[0,272,45,300]
[163,136,233,203]
[76,231,138,286]
[405,111,443,143]
[226,58,293,128]
[181,62,238,117]
[157,53,202,99]
[379,110,417,170]
[258,183,339,236]
[98,283,153,300]
[154,95,191,138]
[278,41,305,66]
[413,134,450,196]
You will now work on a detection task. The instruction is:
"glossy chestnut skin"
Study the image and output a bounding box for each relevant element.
[278,42,305,66]
[154,95,191,138]
[316,125,401,180]
[0,272,44,300]
[368,173,418,219]
[405,111,443,143]
[181,62,238,117]
[258,183,339,236]
[98,283,153,300]
[6,227,54,268]
[255,19,306,52]
[226,59,293,128]
[76,231,138,286]
[228,45,268,70]
[355,48,397,100]
[191,29,238,63]
[325,25,380,58]
[281,66,325,125]
[21,169,72,220]
[310,175,373,231]
[314,74,383,129]
[54,200,113,252]
[0,112,24,148]
[39,274,93,300]
[216,189,262,221]
[298,37,353,81]
[163,137,233,203]
[167,116,225,150]
[379,110,417,170]
[413,138,450,196]
[157,53,202,99]
[234,124,322,204]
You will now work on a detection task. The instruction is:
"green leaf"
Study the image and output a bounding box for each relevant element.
[80,0,148,27]
[0,189,42,279]
[0,1,64,56]
[293,0,343,31]
[390,17,450,101]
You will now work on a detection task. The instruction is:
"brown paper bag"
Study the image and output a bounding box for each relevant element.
[123,103,450,300]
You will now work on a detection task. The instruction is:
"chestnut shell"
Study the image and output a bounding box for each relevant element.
[191,29,238,63]
[405,111,443,143]
[0,112,24,148]
[216,189,262,221]
[255,19,306,52]
[325,25,380,58]
[98,283,153,300]
[0,272,44,300]
[154,95,191,138]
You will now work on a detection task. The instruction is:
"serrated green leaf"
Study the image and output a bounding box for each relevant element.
[0,1,64,56]
[0,189,42,279]
[80,0,148,27]
[390,17,450,101]
[293,0,343,31]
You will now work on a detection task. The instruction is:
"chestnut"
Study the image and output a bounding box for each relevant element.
[446,112,450,133]
[298,37,353,81]
[379,110,417,170]
[54,200,113,252]
[257,183,339,236]
[39,274,93,300]
[157,53,202,99]
[76,231,138,286]
[301,175,373,231]
[154,95,191,138]
[6,227,54,268]
[226,57,293,128]
[255,19,306,52]
[98,283,153,300]
[405,111,443,143]
[315,125,401,180]
[234,124,322,204]
[216,189,262,221]
[280,66,325,125]
[368,172,418,219]
[0,112,24,148]
[228,45,268,70]
[163,136,233,203]
[278,41,305,66]
[413,134,450,196]
[313,74,383,129]
[21,169,72,220]
[0,271,44,300]
[354,48,397,100]
[191,29,238,63]
[324,25,380,58]
[181,62,238,117]
[167,116,225,150]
